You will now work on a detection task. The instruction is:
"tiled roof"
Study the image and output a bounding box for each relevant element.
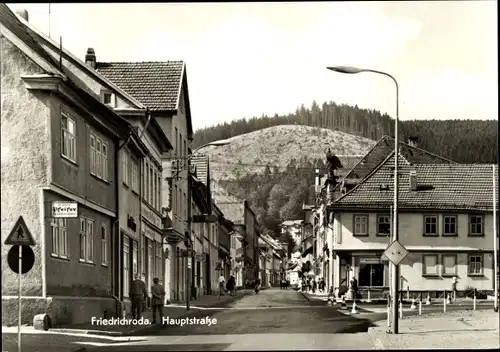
[0,4,60,74]
[330,154,498,211]
[338,135,456,186]
[96,61,184,111]
[191,155,209,186]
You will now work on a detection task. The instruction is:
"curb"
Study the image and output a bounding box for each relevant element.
[300,292,311,301]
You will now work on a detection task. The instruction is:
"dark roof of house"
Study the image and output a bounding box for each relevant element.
[96,61,183,111]
[330,153,498,211]
[338,135,456,187]
[0,4,60,74]
[191,155,209,186]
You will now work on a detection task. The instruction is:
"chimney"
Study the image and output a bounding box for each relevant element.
[409,170,417,191]
[85,48,96,69]
[15,9,29,22]
[408,136,419,148]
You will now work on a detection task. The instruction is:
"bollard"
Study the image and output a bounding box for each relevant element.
[426,292,431,305]
[473,288,477,311]
[444,290,447,312]
[418,292,422,316]
[447,293,452,305]
[351,298,359,314]
[399,291,403,319]
[367,288,371,303]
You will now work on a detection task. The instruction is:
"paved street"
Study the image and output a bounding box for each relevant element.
[70,288,379,351]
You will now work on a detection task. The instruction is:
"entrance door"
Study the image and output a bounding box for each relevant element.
[359,263,384,287]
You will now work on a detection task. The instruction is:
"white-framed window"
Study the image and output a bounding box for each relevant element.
[153,170,157,209]
[132,240,138,275]
[61,112,76,162]
[101,225,108,266]
[51,218,68,258]
[443,215,457,236]
[377,215,390,236]
[469,215,484,236]
[175,127,178,154]
[422,254,438,276]
[424,215,438,235]
[123,237,130,297]
[122,152,129,185]
[80,218,94,263]
[442,254,457,276]
[148,240,153,283]
[353,214,368,236]
[90,133,108,181]
[131,157,138,192]
[468,254,483,275]
[102,91,116,107]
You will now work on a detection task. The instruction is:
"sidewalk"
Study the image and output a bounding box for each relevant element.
[368,310,500,349]
[4,290,252,337]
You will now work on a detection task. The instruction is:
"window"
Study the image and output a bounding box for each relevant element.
[424,215,438,236]
[132,240,138,275]
[157,174,161,210]
[353,215,368,236]
[122,153,129,185]
[184,140,187,159]
[442,254,457,276]
[422,254,438,276]
[141,236,145,275]
[90,133,108,181]
[377,215,391,236]
[153,171,158,209]
[443,215,457,236]
[51,218,68,258]
[102,91,115,107]
[131,158,138,192]
[145,162,149,202]
[101,225,108,266]
[175,127,178,154]
[469,215,484,236]
[180,134,184,157]
[183,192,187,219]
[149,166,154,205]
[123,238,130,297]
[61,112,76,161]
[468,254,483,275]
[80,218,94,263]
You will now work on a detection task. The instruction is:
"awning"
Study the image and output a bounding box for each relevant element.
[301,245,313,258]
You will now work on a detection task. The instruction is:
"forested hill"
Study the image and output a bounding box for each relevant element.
[193,101,498,164]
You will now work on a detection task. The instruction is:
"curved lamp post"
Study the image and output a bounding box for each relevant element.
[327,66,400,334]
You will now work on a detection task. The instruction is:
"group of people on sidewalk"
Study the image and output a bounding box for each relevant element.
[130,274,166,324]
[219,274,237,296]
[300,277,326,294]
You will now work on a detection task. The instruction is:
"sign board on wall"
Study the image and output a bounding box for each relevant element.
[52,201,78,218]
[360,258,381,264]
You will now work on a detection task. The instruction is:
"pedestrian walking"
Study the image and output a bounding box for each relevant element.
[226,275,236,296]
[312,279,317,294]
[350,276,360,299]
[151,277,165,324]
[130,274,148,320]
[451,276,458,301]
[254,278,261,294]
[219,274,226,295]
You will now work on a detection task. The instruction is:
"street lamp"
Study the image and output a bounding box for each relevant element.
[327,66,400,334]
[185,139,231,310]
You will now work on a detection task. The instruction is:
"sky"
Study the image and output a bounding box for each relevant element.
[8,1,498,130]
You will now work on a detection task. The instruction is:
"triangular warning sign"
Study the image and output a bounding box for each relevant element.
[5,216,36,246]
[215,262,223,271]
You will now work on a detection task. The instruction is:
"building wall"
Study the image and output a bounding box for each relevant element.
[1,36,50,298]
[49,97,117,212]
[334,212,495,250]
[44,191,112,296]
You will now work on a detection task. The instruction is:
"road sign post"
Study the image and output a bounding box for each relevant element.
[5,216,37,352]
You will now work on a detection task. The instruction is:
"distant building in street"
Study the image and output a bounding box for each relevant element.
[279,220,304,251]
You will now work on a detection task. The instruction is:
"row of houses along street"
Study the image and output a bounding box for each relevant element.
[285,135,498,302]
[0,5,287,327]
